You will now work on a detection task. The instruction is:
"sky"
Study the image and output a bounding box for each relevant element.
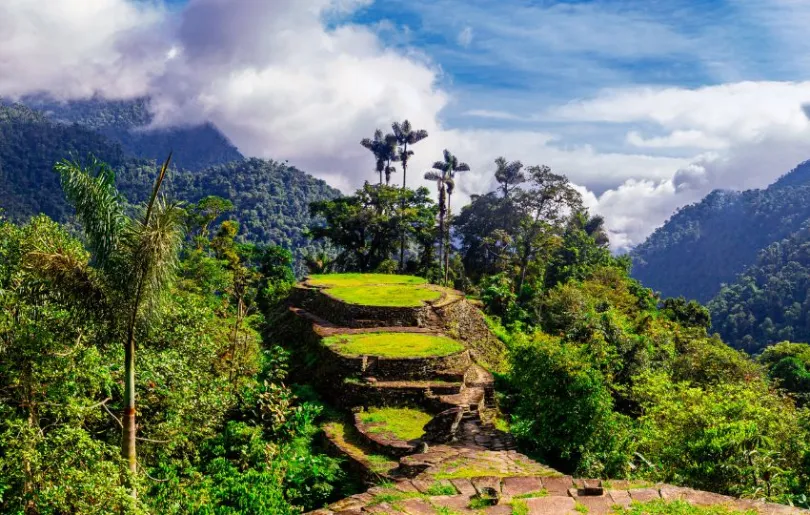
[3,0,810,250]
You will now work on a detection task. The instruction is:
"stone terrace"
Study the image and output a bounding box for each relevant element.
[286,274,806,515]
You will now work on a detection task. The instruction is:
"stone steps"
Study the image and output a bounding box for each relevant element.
[322,420,401,483]
[352,411,425,458]
[313,476,809,514]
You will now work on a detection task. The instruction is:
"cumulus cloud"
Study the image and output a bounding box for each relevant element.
[4,0,810,251]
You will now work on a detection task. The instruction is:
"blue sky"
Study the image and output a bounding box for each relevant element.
[336,0,803,130]
[6,0,810,248]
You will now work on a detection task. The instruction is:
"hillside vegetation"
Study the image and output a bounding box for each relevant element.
[631,161,810,303]
[0,102,340,262]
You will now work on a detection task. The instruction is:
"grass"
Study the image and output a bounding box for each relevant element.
[359,407,432,441]
[322,421,397,474]
[514,489,549,499]
[326,284,442,307]
[612,500,757,515]
[511,499,530,515]
[603,480,656,490]
[576,501,590,513]
[307,273,427,288]
[324,332,464,358]
[368,482,457,510]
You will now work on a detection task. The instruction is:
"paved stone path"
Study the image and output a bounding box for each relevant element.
[291,279,807,515]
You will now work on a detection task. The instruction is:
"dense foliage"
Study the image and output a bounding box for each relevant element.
[0,162,340,513]
[0,103,340,267]
[310,149,810,506]
[709,224,810,353]
[13,95,244,170]
[631,161,810,302]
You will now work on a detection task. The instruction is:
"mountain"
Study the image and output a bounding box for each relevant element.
[630,160,810,303]
[709,224,810,353]
[0,103,130,221]
[10,95,244,170]
[0,101,340,260]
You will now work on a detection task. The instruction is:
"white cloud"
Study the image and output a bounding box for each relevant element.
[457,26,473,47]
[4,0,810,252]
[0,0,166,99]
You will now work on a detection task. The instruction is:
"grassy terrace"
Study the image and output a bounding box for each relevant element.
[322,421,398,475]
[323,332,464,358]
[326,284,441,307]
[306,273,441,307]
[307,273,427,287]
[359,407,432,441]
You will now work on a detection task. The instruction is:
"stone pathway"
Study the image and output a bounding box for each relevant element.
[289,278,808,515]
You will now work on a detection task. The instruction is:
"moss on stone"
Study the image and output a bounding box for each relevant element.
[324,332,464,358]
[308,273,427,288]
[359,407,432,441]
[326,284,442,307]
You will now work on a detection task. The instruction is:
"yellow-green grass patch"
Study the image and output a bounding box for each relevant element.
[359,407,432,441]
[612,500,757,515]
[323,421,397,474]
[325,284,442,307]
[307,273,427,288]
[324,332,464,358]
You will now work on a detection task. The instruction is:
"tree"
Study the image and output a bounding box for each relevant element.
[513,165,582,291]
[494,156,525,199]
[392,120,429,269]
[425,149,469,284]
[27,154,183,498]
[360,129,388,185]
[309,183,436,272]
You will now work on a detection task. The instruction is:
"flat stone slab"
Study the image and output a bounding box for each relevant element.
[397,498,435,514]
[449,478,478,497]
[628,487,662,502]
[525,496,577,515]
[576,495,619,515]
[542,476,575,496]
[502,476,545,497]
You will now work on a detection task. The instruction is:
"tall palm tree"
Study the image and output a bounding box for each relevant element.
[493,156,525,199]
[392,120,429,190]
[383,132,399,186]
[392,120,428,269]
[27,154,183,498]
[360,129,387,185]
[425,149,469,284]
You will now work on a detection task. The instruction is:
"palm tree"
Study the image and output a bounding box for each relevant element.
[392,120,428,269]
[392,120,429,190]
[360,129,387,185]
[27,154,183,498]
[383,132,399,186]
[493,156,525,199]
[425,149,469,284]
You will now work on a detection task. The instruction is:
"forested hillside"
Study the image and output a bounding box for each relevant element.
[631,160,810,302]
[14,95,244,170]
[0,102,340,262]
[710,223,810,353]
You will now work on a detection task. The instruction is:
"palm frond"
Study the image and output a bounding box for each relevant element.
[431,161,446,171]
[424,171,441,181]
[410,129,428,144]
[54,158,126,270]
[455,163,471,172]
[24,250,108,314]
[125,197,185,325]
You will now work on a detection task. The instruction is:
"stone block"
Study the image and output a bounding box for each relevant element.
[542,476,574,496]
[628,488,661,503]
[502,476,545,497]
[525,496,577,515]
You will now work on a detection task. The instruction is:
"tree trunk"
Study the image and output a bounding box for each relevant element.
[444,193,452,285]
[399,154,407,272]
[123,326,137,494]
[437,187,445,279]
